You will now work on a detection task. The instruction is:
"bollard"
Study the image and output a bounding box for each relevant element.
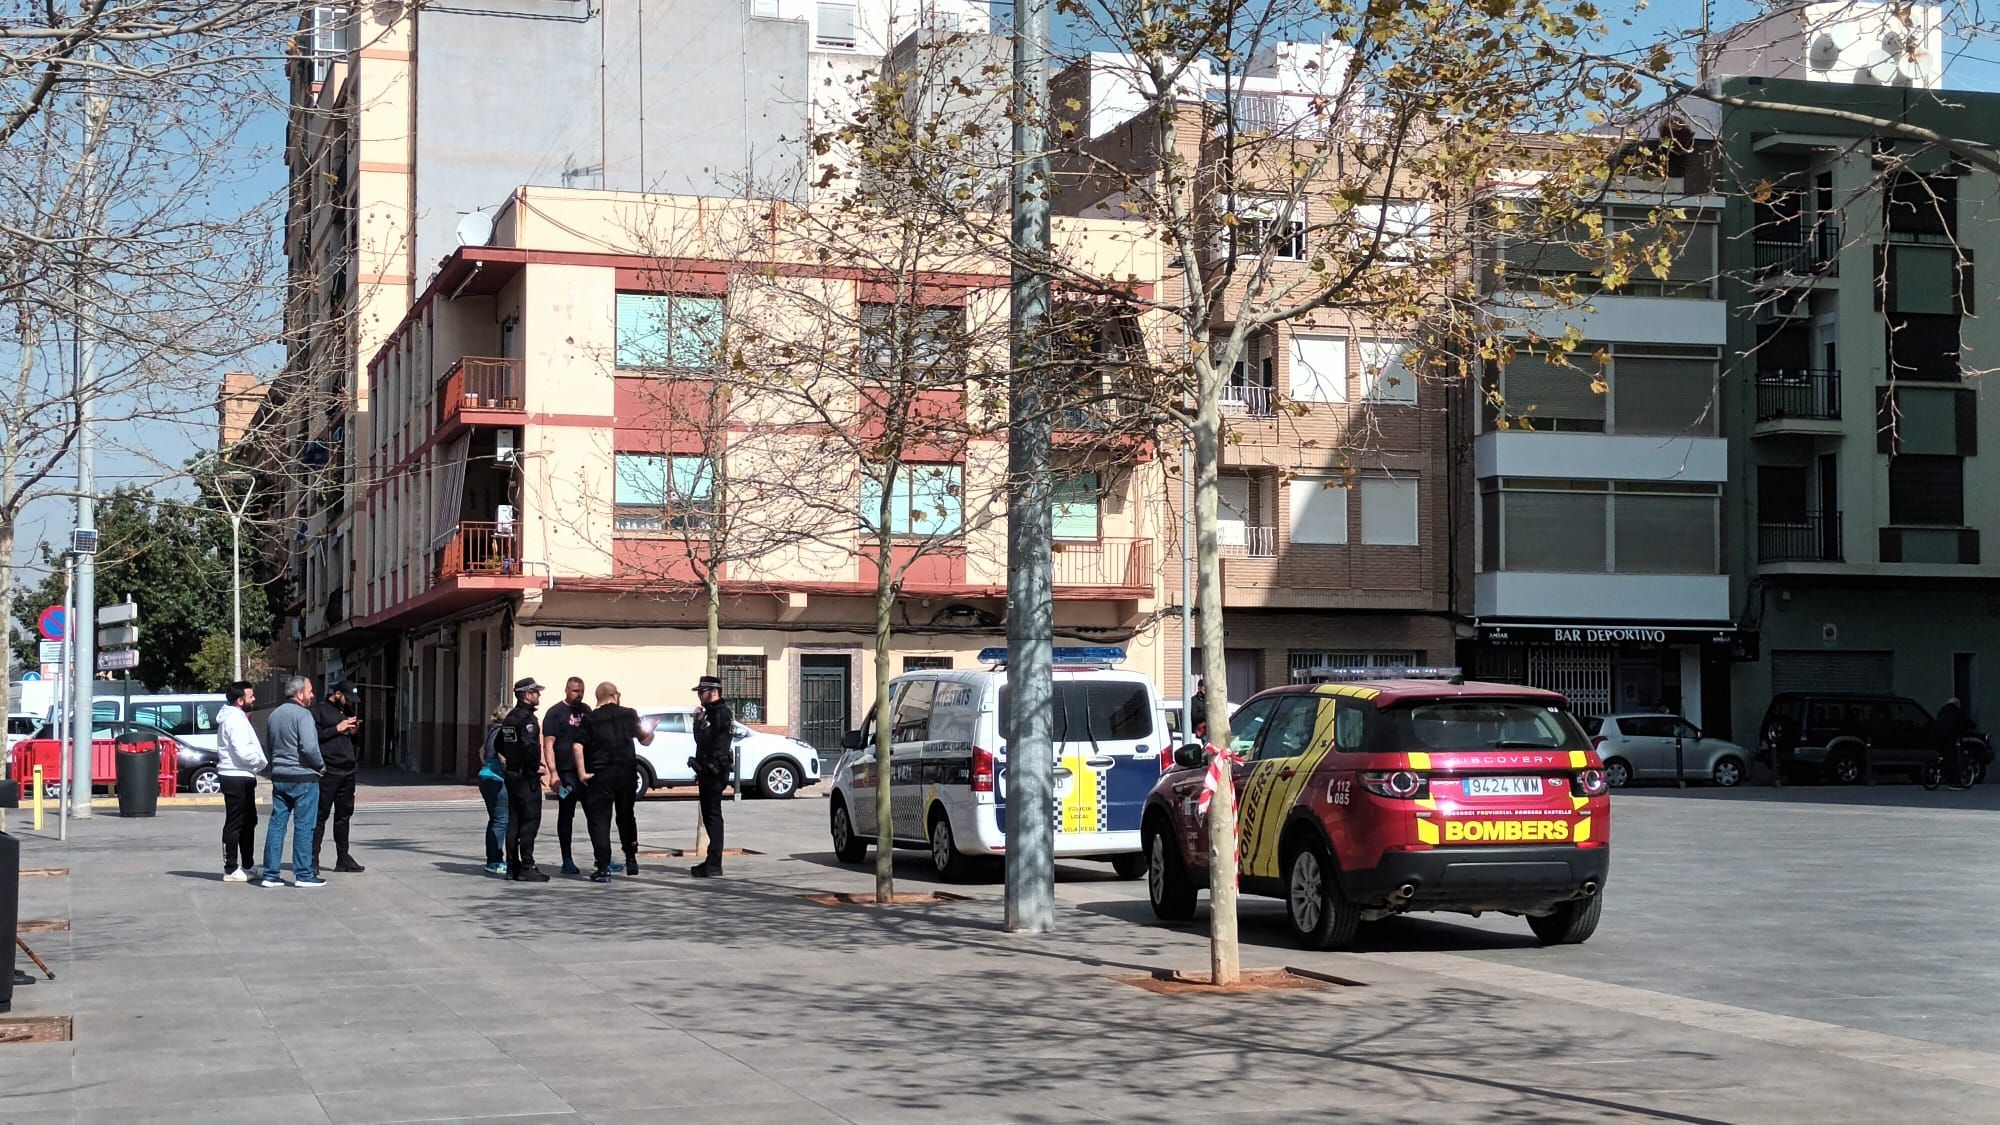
[31,765,42,832]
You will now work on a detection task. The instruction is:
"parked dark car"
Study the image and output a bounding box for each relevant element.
[1759,693,1992,785]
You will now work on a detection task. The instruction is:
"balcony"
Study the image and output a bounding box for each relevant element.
[1753,224,1840,280]
[1220,526,1278,559]
[1051,537,1153,592]
[434,520,525,580]
[1758,512,1843,564]
[1754,369,1842,431]
[437,357,525,429]
[1219,383,1276,417]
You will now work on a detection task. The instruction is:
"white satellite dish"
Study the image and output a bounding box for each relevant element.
[455,210,495,248]
[1808,33,1839,71]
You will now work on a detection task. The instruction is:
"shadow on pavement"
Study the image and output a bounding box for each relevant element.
[1075,896,1543,953]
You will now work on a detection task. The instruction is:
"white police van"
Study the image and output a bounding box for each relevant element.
[828,647,1162,881]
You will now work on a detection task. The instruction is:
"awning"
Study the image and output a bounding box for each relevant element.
[1476,621,1738,647]
[431,433,471,551]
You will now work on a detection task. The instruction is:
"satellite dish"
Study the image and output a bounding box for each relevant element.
[455,210,494,248]
[1808,33,1839,71]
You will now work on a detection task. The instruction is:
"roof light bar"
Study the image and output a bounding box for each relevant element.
[977,646,1127,667]
[1295,665,1464,683]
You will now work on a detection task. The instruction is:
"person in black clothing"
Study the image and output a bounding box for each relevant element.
[578,681,655,882]
[501,677,552,882]
[689,674,734,878]
[1188,678,1209,742]
[1932,697,1979,789]
[541,677,591,875]
[311,684,365,874]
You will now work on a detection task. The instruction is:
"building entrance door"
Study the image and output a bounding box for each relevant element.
[799,656,851,770]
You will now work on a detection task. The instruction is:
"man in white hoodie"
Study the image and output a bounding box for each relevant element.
[216,680,268,883]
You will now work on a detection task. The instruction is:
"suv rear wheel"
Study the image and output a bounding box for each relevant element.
[1144,826,1196,921]
[1827,751,1864,786]
[1285,840,1358,951]
[1528,893,1602,945]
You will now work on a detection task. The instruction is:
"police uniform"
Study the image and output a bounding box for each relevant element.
[690,675,734,877]
[500,678,551,882]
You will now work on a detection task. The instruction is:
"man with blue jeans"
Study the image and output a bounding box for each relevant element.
[263,676,327,888]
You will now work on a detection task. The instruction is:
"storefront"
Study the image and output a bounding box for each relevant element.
[1463,621,1748,736]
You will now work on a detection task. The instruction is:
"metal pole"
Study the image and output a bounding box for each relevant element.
[59,555,73,839]
[1003,0,1056,935]
[1180,443,1193,746]
[69,70,104,822]
[231,511,243,681]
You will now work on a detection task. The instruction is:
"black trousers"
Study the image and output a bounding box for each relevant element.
[557,777,583,863]
[504,771,544,870]
[220,775,258,872]
[313,769,357,864]
[697,777,725,869]
[583,769,638,873]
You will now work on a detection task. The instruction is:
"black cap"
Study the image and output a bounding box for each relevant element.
[514,677,545,695]
[695,675,724,693]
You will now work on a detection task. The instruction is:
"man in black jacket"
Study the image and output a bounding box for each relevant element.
[312,684,364,874]
[689,674,734,878]
[542,677,591,875]
[501,678,552,882]
[577,681,654,882]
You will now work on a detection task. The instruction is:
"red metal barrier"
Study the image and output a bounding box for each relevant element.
[9,740,177,795]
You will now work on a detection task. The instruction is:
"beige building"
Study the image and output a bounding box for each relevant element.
[359,189,1169,774]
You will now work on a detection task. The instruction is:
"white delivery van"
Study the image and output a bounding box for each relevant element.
[92,694,227,753]
[828,646,1162,881]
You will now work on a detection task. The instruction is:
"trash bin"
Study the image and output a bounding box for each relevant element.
[115,747,161,817]
[0,827,18,1013]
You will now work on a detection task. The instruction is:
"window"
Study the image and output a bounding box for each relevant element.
[1353,201,1432,264]
[890,678,934,742]
[861,303,964,381]
[1257,696,1323,761]
[1359,476,1418,545]
[616,293,724,370]
[903,656,952,672]
[1359,339,1417,404]
[1879,386,1974,456]
[1288,334,1346,402]
[1052,473,1099,540]
[1889,454,1964,526]
[1288,651,1420,681]
[749,0,781,16]
[1611,347,1717,435]
[861,463,963,537]
[1488,478,1719,573]
[1287,477,1348,545]
[1497,348,1605,431]
[718,654,767,723]
[1498,484,1608,571]
[1224,696,1280,756]
[614,453,716,531]
[1614,492,1717,573]
[1334,700,1366,750]
[652,712,692,735]
[815,1,857,48]
[1231,198,1306,260]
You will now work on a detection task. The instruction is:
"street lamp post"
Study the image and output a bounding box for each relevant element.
[215,472,255,682]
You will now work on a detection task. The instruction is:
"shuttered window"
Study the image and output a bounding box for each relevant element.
[1500,349,1604,429]
[1612,352,1717,436]
[1502,490,1606,571]
[1613,493,1717,573]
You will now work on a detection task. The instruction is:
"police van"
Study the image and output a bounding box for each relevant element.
[828,647,1162,881]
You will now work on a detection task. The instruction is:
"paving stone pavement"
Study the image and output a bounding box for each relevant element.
[0,783,1993,1123]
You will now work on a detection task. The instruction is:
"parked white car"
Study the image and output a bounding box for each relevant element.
[1584,713,1749,788]
[631,706,821,799]
[7,712,40,749]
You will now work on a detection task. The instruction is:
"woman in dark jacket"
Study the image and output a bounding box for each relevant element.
[477,703,513,875]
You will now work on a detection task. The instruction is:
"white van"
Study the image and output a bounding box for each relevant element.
[92,694,227,753]
[827,647,1161,881]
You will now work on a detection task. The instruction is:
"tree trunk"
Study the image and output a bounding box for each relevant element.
[1192,357,1239,987]
[871,526,897,904]
[0,514,14,724]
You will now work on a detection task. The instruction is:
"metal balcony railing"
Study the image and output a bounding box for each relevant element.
[1220,526,1278,559]
[1759,511,1843,563]
[437,357,525,426]
[1753,223,1840,277]
[1051,538,1152,589]
[1755,369,1842,422]
[1219,382,1276,417]
[435,520,524,579]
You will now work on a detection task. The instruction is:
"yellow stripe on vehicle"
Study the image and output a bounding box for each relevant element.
[1415,796,1437,810]
[1574,815,1592,844]
[1416,817,1439,845]
[1569,750,1588,769]
[1059,753,1101,833]
[1240,699,1340,879]
[1312,684,1382,701]
[1408,752,1432,771]
[1571,795,1588,811]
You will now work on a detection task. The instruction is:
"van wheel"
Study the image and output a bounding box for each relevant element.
[830,796,868,863]
[189,767,222,796]
[1603,759,1632,788]
[928,810,972,883]
[1286,840,1358,951]
[1145,827,1196,922]
[1110,853,1146,880]
[1711,756,1745,788]
[1528,893,1603,945]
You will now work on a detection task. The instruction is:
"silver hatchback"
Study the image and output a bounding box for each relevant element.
[1586,714,1749,788]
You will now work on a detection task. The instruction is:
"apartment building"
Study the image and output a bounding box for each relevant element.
[278,1,993,765]
[1705,68,2000,732]
[1462,169,1738,727]
[358,188,1165,774]
[1049,48,1464,706]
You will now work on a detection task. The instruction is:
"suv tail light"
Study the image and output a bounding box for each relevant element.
[1361,769,1428,799]
[971,746,995,793]
[1572,768,1608,797]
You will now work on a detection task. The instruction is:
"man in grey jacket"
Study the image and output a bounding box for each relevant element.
[263,676,327,888]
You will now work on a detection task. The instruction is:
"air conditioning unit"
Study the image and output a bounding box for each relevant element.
[1756,291,1813,324]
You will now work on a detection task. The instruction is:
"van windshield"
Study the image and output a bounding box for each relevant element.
[1381,700,1589,753]
[1000,681,1154,744]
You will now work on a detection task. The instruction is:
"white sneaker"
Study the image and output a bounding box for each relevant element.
[223,869,250,883]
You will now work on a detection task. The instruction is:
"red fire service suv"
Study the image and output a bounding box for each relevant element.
[1142,667,1609,950]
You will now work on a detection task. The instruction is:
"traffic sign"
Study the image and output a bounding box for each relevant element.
[38,641,63,664]
[98,602,138,626]
[21,671,39,682]
[98,626,139,648]
[97,648,139,672]
[37,606,64,641]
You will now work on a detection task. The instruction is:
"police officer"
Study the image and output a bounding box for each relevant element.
[501,677,552,882]
[689,674,733,878]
